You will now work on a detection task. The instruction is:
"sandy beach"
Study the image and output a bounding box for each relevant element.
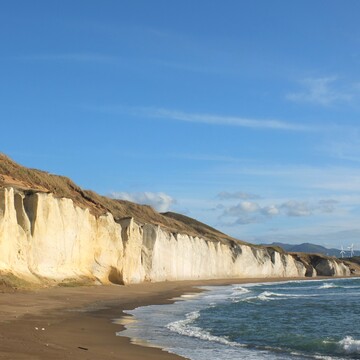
[0,277,327,360]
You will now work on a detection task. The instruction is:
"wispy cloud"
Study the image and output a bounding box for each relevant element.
[219,198,338,225]
[221,201,264,225]
[286,77,356,106]
[214,163,360,192]
[280,200,312,217]
[219,200,280,225]
[318,199,339,213]
[109,191,175,212]
[94,105,316,132]
[322,128,360,163]
[281,199,340,217]
[217,191,260,200]
[147,108,314,131]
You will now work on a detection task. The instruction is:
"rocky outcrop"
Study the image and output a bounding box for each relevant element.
[310,255,350,276]
[0,187,351,286]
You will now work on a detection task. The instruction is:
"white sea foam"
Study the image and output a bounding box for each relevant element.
[181,293,201,299]
[230,286,252,301]
[339,336,360,354]
[342,285,360,290]
[232,285,251,294]
[122,279,360,360]
[236,291,317,303]
[258,291,280,301]
[319,283,338,289]
[167,310,241,348]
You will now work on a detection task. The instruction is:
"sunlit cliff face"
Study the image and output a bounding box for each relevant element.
[0,187,350,288]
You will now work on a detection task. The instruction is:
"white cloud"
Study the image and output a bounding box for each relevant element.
[93,105,315,132]
[223,201,279,218]
[219,198,338,225]
[234,201,260,213]
[286,77,354,106]
[217,191,260,200]
[276,199,338,217]
[221,201,279,225]
[261,205,280,216]
[280,200,312,217]
[318,199,339,213]
[146,108,313,131]
[109,191,175,212]
[221,201,262,225]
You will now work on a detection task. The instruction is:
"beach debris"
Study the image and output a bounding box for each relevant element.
[78,346,89,351]
[35,327,38,330]
[41,328,45,331]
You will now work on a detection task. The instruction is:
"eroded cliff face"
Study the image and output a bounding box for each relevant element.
[0,188,124,284]
[0,187,351,286]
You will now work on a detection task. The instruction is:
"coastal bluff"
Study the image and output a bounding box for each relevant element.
[0,154,353,287]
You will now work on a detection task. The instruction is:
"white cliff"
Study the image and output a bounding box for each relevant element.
[0,187,351,286]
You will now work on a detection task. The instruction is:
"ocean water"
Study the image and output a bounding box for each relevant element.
[119,278,360,359]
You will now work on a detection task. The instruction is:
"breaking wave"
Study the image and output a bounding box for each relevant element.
[120,278,360,360]
[338,336,360,354]
[231,285,251,294]
[167,310,241,347]
[232,291,316,303]
[319,283,338,289]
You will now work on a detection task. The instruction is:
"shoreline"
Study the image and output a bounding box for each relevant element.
[0,276,347,359]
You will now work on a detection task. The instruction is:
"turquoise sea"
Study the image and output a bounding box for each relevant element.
[120,278,360,359]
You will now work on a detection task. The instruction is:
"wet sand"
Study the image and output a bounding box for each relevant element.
[0,277,320,359]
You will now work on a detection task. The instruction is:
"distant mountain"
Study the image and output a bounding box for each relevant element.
[266,242,360,258]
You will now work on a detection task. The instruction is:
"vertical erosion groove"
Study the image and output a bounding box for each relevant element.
[14,192,30,235]
[266,248,276,265]
[141,225,156,274]
[230,242,242,262]
[0,190,5,218]
[23,192,38,236]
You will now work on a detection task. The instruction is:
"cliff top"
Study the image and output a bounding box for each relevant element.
[0,153,244,244]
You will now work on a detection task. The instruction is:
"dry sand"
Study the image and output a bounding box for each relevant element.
[0,277,324,359]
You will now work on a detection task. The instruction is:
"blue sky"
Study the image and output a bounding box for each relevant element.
[1,0,360,249]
